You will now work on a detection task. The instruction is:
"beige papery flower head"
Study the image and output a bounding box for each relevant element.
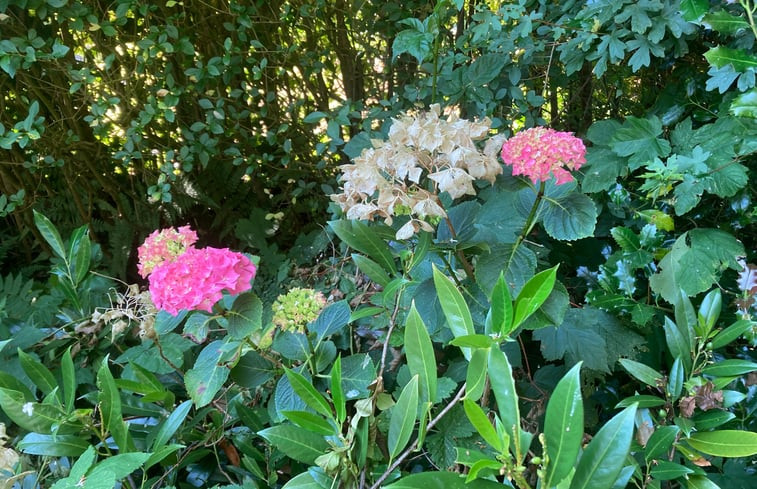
[331,104,501,239]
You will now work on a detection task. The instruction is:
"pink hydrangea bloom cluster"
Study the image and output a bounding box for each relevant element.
[500,127,586,185]
[137,227,256,315]
[137,226,198,278]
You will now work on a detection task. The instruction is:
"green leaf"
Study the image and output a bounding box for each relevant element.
[541,191,597,241]
[90,452,152,481]
[569,404,638,489]
[703,11,750,34]
[284,368,333,419]
[645,425,680,462]
[710,320,755,349]
[226,293,262,339]
[18,433,89,457]
[303,111,328,124]
[330,356,346,424]
[704,46,757,72]
[340,354,376,400]
[667,357,684,401]
[258,423,330,465]
[311,300,351,343]
[513,265,558,328]
[433,265,475,359]
[696,289,721,339]
[0,388,62,433]
[618,358,663,388]
[405,303,437,405]
[610,116,671,168]
[449,334,494,349]
[650,460,694,480]
[544,362,584,488]
[67,226,91,285]
[490,273,514,336]
[488,348,520,458]
[62,347,76,413]
[392,29,433,64]
[663,317,692,375]
[616,395,666,408]
[700,359,757,377]
[33,210,66,260]
[687,475,723,489]
[687,430,757,457]
[97,357,132,452]
[353,253,392,287]
[730,88,757,118]
[282,410,336,436]
[151,399,192,450]
[384,471,506,489]
[463,398,504,453]
[17,349,58,398]
[680,0,709,22]
[693,410,736,430]
[389,375,419,461]
[476,243,537,297]
[184,340,233,407]
[329,220,396,275]
[465,348,489,402]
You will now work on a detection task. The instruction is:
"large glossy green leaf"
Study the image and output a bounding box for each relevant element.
[97,358,133,452]
[663,317,692,375]
[700,360,757,377]
[433,265,474,359]
[61,347,76,414]
[405,303,437,404]
[687,430,757,457]
[311,300,351,343]
[329,220,396,274]
[151,399,192,450]
[618,358,663,388]
[680,0,709,21]
[569,404,637,489]
[352,253,392,287]
[18,433,89,457]
[650,460,694,480]
[282,410,336,436]
[388,375,419,460]
[384,471,508,489]
[284,368,333,419]
[258,423,330,465]
[687,475,722,489]
[541,191,597,241]
[644,425,680,462]
[667,357,684,401]
[544,362,583,488]
[513,265,558,328]
[67,225,91,285]
[330,356,346,424]
[464,348,488,402]
[0,388,62,433]
[488,348,520,458]
[463,398,504,453]
[90,452,152,481]
[490,272,514,336]
[710,320,755,349]
[704,46,757,72]
[18,349,58,398]
[33,210,66,259]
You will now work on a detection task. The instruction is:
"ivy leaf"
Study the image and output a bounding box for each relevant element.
[649,229,744,303]
[610,116,671,168]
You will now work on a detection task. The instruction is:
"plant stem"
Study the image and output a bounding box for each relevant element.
[506,181,546,271]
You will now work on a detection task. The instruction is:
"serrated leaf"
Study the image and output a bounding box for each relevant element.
[610,116,671,168]
[184,340,233,407]
[544,362,583,488]
[681,0,709,22]
[702,11,750,34]
[704,46,757,72]
[569,404,637,489]
[226,293,262,339]
[311,300,351,343]
[541,190,597,241]
[389,375,419,460]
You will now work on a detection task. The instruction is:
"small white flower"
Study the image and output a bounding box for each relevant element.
[22,402,34,417]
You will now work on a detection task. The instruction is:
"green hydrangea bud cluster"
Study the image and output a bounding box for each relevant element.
[271,287,327,333]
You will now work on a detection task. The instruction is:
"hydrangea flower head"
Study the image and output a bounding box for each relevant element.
[500,127,586,185]
[148,247,256,315]
[271,287,327,333]
[137,226,198,278]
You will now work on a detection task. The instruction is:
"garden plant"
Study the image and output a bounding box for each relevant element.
[0,1,756,489]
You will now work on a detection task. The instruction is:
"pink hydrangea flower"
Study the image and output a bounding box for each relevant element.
[137,226,198,278]
[500,127,586,185]
[148,247,257,315]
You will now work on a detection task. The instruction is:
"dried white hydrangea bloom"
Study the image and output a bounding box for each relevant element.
[332,104,504,239]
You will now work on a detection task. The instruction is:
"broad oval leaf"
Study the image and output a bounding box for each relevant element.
[388,375,419,460]
[687,430,757,457]
[18,433,89,457]
[544,362,584,488]
[650,460,694,480]
[644,425,680,462]
[569,404,638,489]
[328,220,396,275]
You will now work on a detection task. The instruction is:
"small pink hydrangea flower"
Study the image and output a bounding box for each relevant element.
[148,247,257,315]
[137,226,198,278]
[500,127,586,185]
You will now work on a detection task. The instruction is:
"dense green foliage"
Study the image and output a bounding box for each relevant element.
[1,1,756,489]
